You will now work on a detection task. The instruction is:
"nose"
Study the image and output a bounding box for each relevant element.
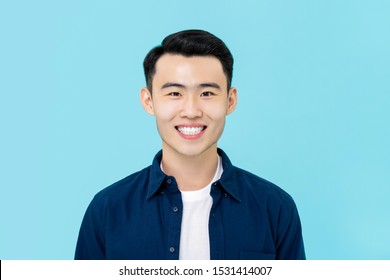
[179,95,202,119]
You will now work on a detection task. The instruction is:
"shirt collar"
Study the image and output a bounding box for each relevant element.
[146,148,241,202]
[217,148,241,202]
[146,150,166,199]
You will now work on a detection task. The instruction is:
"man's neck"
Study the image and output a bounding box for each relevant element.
[161,146,219,191]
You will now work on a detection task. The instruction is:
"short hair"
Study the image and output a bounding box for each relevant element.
[143,29,234,91]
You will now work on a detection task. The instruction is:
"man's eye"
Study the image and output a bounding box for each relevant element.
[201,91,214,97]
[169,92,181,97]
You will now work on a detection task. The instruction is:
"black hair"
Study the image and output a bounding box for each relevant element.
[143,29,234,91]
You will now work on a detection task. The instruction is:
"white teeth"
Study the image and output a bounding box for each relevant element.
[177,126,204,135]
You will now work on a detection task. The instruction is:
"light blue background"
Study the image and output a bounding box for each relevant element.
[1,0,389,259]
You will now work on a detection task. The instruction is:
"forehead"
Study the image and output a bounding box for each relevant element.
[153,54,227,88]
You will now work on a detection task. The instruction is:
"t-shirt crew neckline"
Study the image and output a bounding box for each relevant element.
[181,155,223,199]
[160,155,224,195]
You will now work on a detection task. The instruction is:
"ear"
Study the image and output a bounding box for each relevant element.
[226,87,237,115]
[140,87,155,116]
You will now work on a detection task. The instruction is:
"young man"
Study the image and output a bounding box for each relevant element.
[75,30,305,260]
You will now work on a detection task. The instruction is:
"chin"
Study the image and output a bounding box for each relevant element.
[176,144,217,158]
[176,149,205,158]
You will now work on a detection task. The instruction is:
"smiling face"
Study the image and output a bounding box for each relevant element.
[140,54,237,160]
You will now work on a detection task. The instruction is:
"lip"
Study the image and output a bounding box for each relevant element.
[175,124,207,140]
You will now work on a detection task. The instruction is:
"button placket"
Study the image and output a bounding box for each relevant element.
[165,181,182,260]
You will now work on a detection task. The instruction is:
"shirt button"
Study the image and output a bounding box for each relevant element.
[172,206,179,212]
[169,247,175,253]
[224,193,228,198]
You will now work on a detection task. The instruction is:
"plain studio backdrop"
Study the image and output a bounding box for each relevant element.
[0,0,389,259]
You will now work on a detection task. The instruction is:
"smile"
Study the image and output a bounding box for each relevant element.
[175,126,206,136]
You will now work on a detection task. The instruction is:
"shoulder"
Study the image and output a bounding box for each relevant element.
[233,166,296,208]
[218,148,296,208]
[90,166,151,208]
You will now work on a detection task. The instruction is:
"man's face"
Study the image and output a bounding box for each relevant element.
[141,54,237,158]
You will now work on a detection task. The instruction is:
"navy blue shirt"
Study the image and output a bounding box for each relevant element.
[75,149,305,260]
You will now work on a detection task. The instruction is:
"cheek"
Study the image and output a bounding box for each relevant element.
[153,103,178,121]
[204,102,228,121]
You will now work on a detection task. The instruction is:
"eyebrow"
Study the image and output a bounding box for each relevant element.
[161,83,185,89]
[161,82,222,90]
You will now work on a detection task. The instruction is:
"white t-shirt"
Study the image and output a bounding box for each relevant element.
[179,156,223,260]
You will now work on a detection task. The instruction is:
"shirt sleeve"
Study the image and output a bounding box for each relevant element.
[74,196,106,260]
[275,198,306,260]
